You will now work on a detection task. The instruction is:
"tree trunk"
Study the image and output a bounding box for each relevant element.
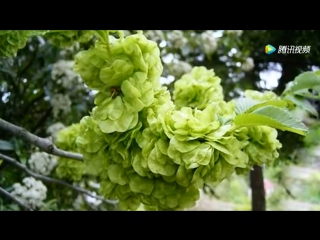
[250,165,266,211]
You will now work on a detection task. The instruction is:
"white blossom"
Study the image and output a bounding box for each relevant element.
[47,122,65,140]
[88,181,100,189]
[11,177,47,209]
[59,42,80,58]
[85,192,102,207]
[225,30,243,37]
[51,60,82,89]
[241,57,255,72]
[166,60,192,78]
[28,152,58,176]
[159,76,175,85]
[168,30,187,49]
[144,30,164,42]
[73,192,102,210]
[73,195,86,210]
[122,30,131,36]
[50,94,72,118]
[201,31,218,56]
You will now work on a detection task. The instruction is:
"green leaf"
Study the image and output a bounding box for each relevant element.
[234,98,288,115]
[283,95,318,118]
[234,98,259,114]
[94,30,109,43]
[282,71,320,99]
[0,140,14,151]
[246,100,288,113]
[234,106,308,136]
[26,30,50,36]
[0,30,50,57]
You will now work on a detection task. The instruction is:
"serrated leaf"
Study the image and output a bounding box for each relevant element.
[283,94,318,118]
[234,98,259,114]
[247,100,288,113]
[0,140,14,151]
[283,72,320,99]
[234,98,287,115]
[234,106,308,136]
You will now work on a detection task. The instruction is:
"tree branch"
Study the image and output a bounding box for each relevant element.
[31,107,52,134]
[21,92,45,115]
[0,186,33,211]
[0,118,83,161]
[0,153,118,206]
[17,44,38,81]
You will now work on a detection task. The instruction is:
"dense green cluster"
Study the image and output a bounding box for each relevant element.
[0,30,48,57]
[173,67,224,110]
[55,124,85,182]
[234,126,282,174]
[44,30,94,48]
[244,90,280,102]
[54,30,286,211]
[73,31,162,134]
[233,90,282,174]
[72,31,199,210]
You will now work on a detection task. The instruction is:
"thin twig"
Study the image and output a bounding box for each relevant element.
[0,118,83,161]
[278,174,296,199]
[0,153,118,205]
[284,186,296,199]
[31,107,52,134]
[0,186,33,211]
[21,92,45,115]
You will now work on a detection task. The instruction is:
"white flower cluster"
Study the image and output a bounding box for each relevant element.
[168,30,187,49]
[50,94,72,118]
[85,192,102,207]
[200,31,218,57]
[59,42,80,58]
[11,177,47,209]
[51,60,82,89]
[73,192,102,210]
[28,152,58,176]
[143,30,164,42]
[241,57,255,72]
[73,195,86,210]
[166,60,192,79]
[225,30,243,37]
[47,122,66,140]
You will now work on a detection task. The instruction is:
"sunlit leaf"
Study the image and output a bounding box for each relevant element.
[282,71,320,99]
[283,95,318,118]
[234,98,288,115]
[234,106,308,136]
